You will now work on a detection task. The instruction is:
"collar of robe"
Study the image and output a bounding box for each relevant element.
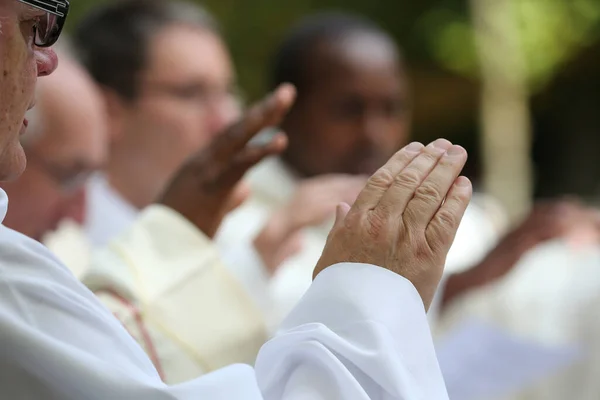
[0,189,9,222]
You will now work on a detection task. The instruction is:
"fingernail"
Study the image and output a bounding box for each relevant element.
[446,145,465,157]
[456,176,471,187]
[405,142,424,153]
[428,138,452,150]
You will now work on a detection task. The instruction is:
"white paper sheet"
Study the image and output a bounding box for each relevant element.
[436,320,581,400]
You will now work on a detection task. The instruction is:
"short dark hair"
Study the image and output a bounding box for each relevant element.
[73,0,218,101]
[270,12,397,93]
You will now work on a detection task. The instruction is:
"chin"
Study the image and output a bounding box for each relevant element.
[0,143,27,182]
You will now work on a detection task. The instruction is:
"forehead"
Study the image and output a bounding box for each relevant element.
[0,1,42,19]
[305,34,405,97]
[143,24,232,82]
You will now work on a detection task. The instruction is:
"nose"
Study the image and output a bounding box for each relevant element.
[362,114,387,144]
[35,47,59,77]
[60,188,87,225]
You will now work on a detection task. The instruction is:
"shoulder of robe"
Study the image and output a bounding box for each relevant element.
[0,225,73,279]
[42,220,91,279]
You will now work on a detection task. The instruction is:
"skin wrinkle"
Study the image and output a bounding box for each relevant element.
[1,53,105,241]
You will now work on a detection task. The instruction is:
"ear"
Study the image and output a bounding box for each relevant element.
[98,86,128,144]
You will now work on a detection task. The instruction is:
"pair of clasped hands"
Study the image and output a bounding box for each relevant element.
[160,84,471,310]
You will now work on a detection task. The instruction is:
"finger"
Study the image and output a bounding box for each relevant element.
[275,233,304,269]
[215,84,296,159]
[223,182,251,214]
[375,139,453,217]
[425,176,472,253]
[403,145,468,228]
[333,202,352,230]
[351,141,426,213]
[218,132,288,189]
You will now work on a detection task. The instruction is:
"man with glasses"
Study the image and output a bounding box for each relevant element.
[0,45,106,279]
[74,0,242,249]
[0,0,472,398]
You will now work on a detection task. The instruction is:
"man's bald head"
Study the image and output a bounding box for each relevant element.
[270,13,410,177]
[26,55,107,169]
[2,53,108,241]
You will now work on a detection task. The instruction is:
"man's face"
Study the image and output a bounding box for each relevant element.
[0,1,57,182]
[117,24,239,189]
[1,57,108,241]
[283,34,410,177]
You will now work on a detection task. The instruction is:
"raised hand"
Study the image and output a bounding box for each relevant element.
[314,139,472,310]
[159,84,296,238]
[254,174,367,274]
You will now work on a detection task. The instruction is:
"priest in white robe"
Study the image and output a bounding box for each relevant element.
[0,2,475,393]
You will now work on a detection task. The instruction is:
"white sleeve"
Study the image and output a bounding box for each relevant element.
[0,228,447,399]
[256,263,449,400]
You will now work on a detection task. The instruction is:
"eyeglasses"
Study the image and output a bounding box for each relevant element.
[17,0,70,47]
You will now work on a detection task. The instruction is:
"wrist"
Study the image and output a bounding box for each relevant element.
[253,211,291,275]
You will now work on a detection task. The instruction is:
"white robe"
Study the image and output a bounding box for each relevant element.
[0,188,449,399]
[85,173,138,249]
[83,205,269,384]
[440,240,600,399]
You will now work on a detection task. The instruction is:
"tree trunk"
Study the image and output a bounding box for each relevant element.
[470,0,532,223]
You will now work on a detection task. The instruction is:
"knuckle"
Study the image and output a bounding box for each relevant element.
[414,182,443,204]
[368,169,395,189]
[436,208,458,229]
[418,149,443,166]
[394,169,421,189]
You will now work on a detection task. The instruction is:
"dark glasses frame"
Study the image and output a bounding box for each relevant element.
[17,0,70,47]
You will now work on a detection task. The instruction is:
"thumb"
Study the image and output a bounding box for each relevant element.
[333,202,351,229]
[224,182,251,214]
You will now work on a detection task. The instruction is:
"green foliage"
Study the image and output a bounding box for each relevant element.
[67,0,600,97]
[415,0,600,91]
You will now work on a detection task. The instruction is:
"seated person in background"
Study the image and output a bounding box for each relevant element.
[75,0,241,250]
[217,12,596,331]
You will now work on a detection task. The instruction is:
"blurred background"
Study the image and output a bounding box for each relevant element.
[66,0,600,222]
